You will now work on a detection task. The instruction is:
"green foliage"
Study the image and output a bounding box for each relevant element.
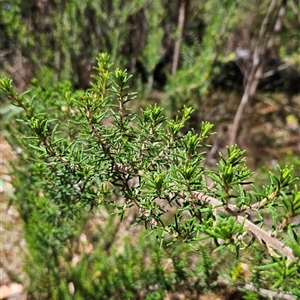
[1,0,148,86]
[2,154,238,299]
[1,54,300,298]
[1,1,300,298]
[0,0,25,47]
[1,0,299,101]
[162,0,241,115]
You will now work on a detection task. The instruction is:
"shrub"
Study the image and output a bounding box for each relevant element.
[1,53,299,298]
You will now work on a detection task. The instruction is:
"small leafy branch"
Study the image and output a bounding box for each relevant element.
[1,53,299,295]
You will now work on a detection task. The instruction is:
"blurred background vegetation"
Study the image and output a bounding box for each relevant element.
[0,0,299,299]
[1,0,299,165]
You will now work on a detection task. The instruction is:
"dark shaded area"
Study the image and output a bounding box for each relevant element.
[153,59,168,90]
[211,55,300,95]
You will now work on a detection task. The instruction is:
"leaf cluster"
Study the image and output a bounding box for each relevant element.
[1,53,300,296]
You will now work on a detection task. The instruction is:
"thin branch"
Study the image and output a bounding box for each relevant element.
[246,187,279,210]
[238,216,295,260]
[172,0,187,74]
[167,6,231,97]
[219,278,296,300]
[191,191,296,260]
[230,0,287,145]
[243,283,296,300]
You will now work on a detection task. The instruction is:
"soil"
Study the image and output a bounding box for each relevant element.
[0,133,27,299]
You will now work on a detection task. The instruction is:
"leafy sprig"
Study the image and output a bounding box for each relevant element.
[1,53,299,295]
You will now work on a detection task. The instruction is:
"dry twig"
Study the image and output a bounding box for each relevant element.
[230,0,287,145]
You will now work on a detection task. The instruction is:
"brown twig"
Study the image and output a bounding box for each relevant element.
[230,0,287,145]
[243,283,296,300]
[190,190,296,260]
[219,278,296,300]
[172,0,187,74]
